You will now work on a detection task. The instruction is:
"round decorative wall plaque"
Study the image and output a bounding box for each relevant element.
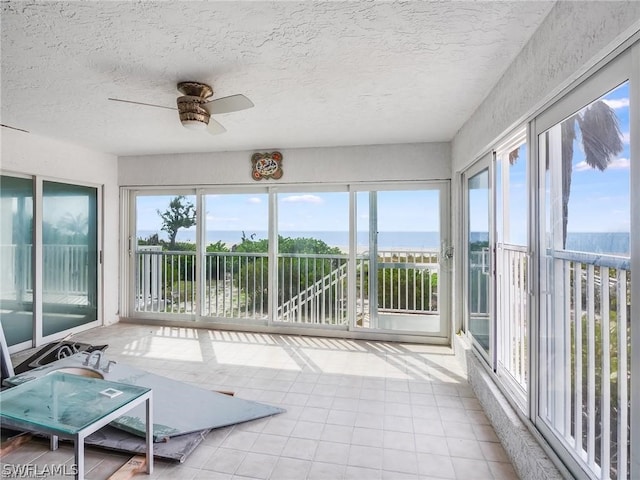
[251,151,283,180]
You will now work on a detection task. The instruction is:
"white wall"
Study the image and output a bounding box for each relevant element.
[1,128,120,326]
[450,1,640,331]
[119,142,451,186]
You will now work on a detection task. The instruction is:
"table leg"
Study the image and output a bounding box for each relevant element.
[74,435,84,480]
[146,396,153,474]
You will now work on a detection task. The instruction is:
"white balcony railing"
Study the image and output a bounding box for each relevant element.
[204,251,268,319]
[376,250,440,313]
[276,253,349,325]
[135,247,196,314]
[134,248,440,325]
[542,250,631,480]
[497,244,528,392]
[1,244,91,303]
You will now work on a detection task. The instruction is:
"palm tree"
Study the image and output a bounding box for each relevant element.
[508,99,623,247]
[58,212,88,242]
[559,100,623,248]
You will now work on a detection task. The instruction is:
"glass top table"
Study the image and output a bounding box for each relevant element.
[0,372,153,479]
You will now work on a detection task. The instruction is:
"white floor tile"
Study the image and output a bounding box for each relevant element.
[7,325,518,480]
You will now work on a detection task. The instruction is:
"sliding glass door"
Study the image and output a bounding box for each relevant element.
[0,175,34,347]
[127,183,451,339]
[42,181,99,336]
[0,175,100,349]
[355,184,449,336]
[463,132,529,402]
[203,192,269,321]
[134,193,197,316]
[275,190,349,326]
[537,70,632,480]
[463,157,494,360]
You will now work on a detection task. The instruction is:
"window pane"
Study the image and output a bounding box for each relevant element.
[375,190,442,333]
[547,83,630,255]
[502,143,528,245]
[135,194,197,315]
[0,176,33,346]
[42,181,98,336]
[276,192,349,325]
[467,169,491,355]
[496,139,529,394]
[203,193,268,320]
[539,81,630,479]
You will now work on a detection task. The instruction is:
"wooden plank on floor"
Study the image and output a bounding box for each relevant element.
[0,433,32,456]
[107,455,147,480]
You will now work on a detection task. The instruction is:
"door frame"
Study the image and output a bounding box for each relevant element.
[352,181,451,338]
[1,173,103,353]
[462,154,496,366]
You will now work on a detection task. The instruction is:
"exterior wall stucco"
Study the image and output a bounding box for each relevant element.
[118,143,451,187]
[1,128,120,327]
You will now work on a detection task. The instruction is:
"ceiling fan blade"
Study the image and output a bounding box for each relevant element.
[108,98,176,111]
[207,118,227,135]
[204,94,254,115]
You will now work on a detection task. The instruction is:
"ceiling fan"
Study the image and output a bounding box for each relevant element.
[108,81,254,135]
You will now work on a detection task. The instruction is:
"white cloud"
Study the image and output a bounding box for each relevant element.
[282,194,323,204]
[575,157,629,172]
[603,98,629,109]
[574,161,591,172]
[609,157,630,170]
[246,197,262,204]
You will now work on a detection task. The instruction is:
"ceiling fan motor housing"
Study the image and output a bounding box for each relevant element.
[177,95,210,129]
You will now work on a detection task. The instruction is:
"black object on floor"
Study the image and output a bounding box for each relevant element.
[13,341,108,374]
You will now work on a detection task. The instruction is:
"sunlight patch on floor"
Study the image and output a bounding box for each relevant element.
[121,336,204,362]
[212,343,301,371]
[300,347,410,379]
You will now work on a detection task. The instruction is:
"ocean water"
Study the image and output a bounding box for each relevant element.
[137,230,630,255]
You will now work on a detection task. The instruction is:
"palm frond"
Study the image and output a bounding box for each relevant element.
[577,100,623,171]
[508,148,519,165]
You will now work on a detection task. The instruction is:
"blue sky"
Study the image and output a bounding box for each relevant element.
[566,81,630,234]
[138,190,441,234]
[484,80,630,244]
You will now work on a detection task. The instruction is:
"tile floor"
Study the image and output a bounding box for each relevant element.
[3,324,518,479]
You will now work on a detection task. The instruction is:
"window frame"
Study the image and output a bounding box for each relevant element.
[532,46,635,480]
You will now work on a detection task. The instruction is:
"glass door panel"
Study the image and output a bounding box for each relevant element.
[538,81,631,480]
[134,194,197,315]
[356,187,447,335]
[466,167,492,356]
[496,136,529,395]
[42,181,98,336]
[275,191,349,325]
[0,175,33,346]
[377,190,442,333]
[202,193,269,320]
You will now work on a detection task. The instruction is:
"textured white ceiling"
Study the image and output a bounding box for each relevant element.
[1,1,554,156]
